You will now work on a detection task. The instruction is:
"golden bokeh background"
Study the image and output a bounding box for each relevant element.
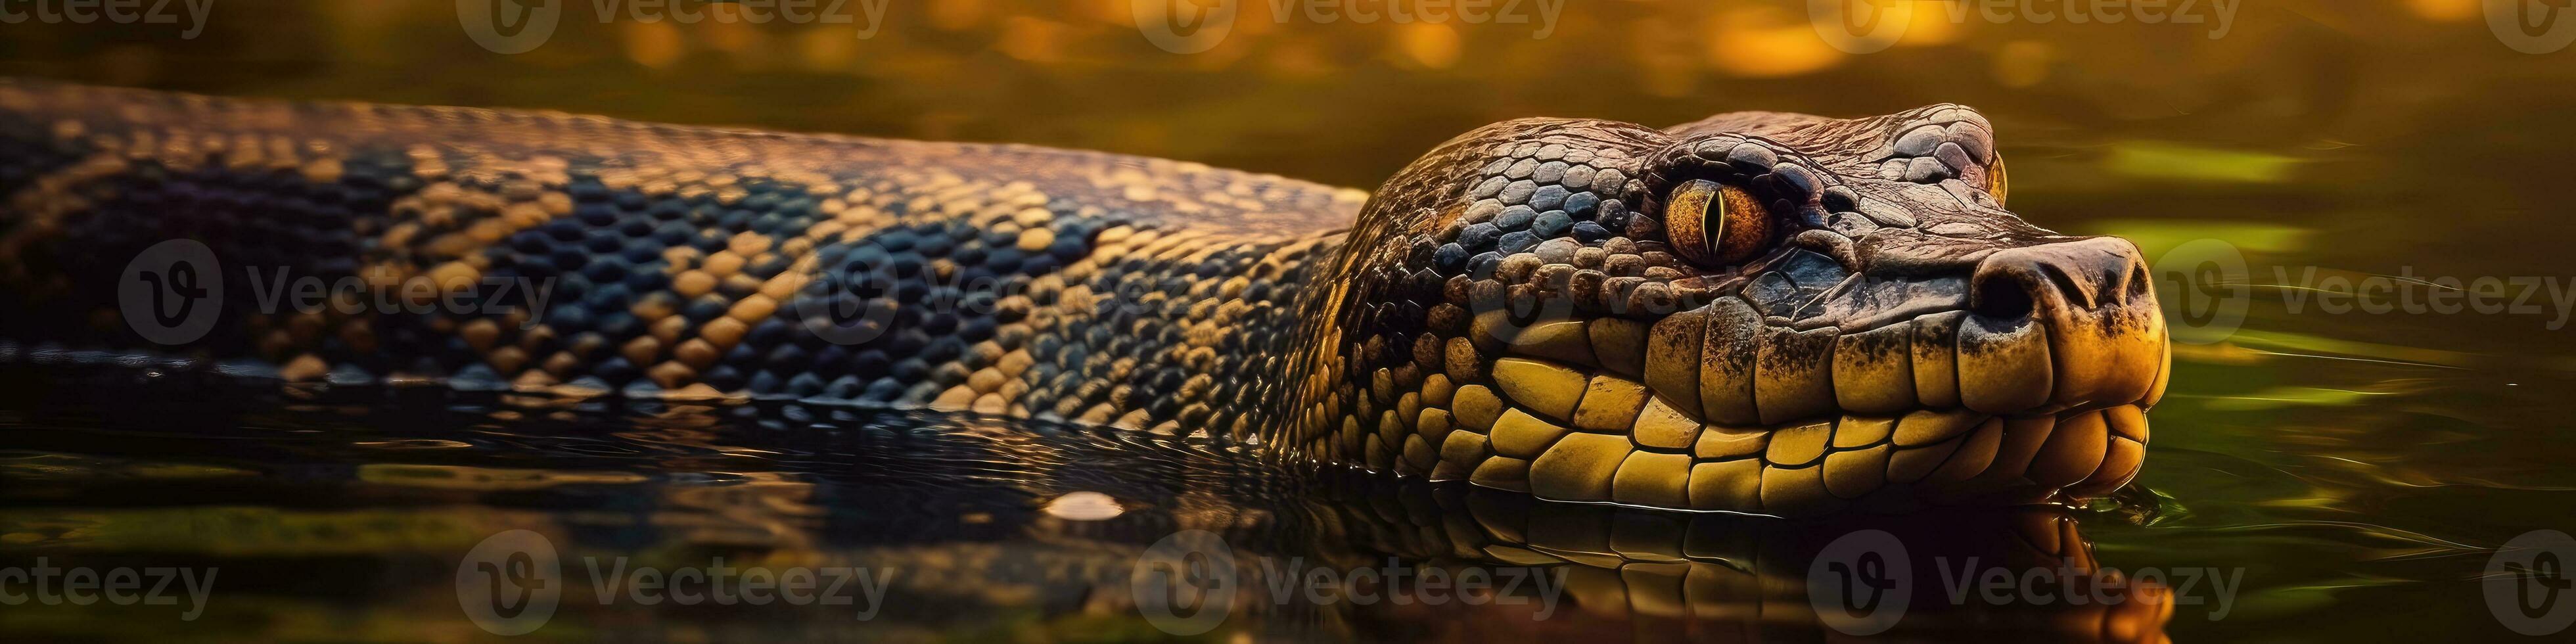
[0,0,2560,190]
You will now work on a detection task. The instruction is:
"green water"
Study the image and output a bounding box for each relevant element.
[3,1,2574,641]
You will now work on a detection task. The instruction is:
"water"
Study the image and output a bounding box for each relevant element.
[3,1,2575,641]
[0,367,2185,641]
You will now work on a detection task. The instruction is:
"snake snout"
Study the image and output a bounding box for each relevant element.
[1968,236,2152,321]
[1958,236,2167,416]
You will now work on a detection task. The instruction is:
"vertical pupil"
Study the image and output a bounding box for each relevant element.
[1699,188,1726,256]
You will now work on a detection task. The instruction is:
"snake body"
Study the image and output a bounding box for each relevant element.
[0,80,2169,516]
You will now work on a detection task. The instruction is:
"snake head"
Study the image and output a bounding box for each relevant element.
[1301,106,2167,515]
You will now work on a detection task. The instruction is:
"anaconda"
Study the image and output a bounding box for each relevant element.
[0,79,2169,517]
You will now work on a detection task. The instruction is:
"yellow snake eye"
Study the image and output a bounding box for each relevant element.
[1987,154,2009,206]
[1663,179,1772,267]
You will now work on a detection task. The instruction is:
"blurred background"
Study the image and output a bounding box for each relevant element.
[4,1,2575,641]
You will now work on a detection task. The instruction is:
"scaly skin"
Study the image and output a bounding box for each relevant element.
[0,79,2168,516]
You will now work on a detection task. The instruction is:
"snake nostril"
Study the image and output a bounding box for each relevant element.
[1971,275,2036,320]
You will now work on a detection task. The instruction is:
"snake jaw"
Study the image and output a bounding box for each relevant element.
[1427,297,2163,515]
[1312,106,2169,517]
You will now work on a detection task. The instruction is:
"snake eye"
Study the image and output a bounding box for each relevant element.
[1663,179,1772,267]
[1987,154,2009,206]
